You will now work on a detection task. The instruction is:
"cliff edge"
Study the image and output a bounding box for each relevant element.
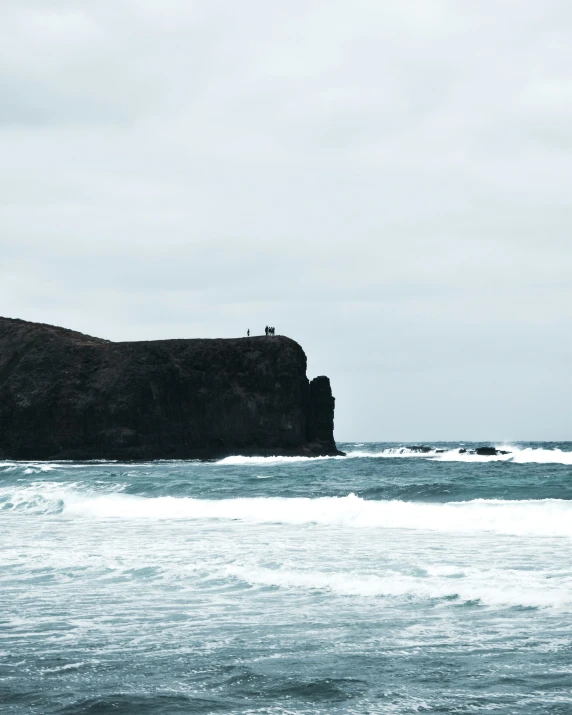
[0,317,343,460]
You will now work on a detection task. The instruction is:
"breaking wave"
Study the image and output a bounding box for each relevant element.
[218,445,572,466]
[3,484,572,537]
[0,446,569,472]
[225,565,572,609]
[216,454,335,466]
[371,445,572,464]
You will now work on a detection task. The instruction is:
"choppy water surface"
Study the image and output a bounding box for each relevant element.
[1,442,572,714]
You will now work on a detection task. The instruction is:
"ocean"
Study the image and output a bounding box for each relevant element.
[1,442,572,714]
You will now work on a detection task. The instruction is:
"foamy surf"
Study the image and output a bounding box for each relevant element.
[433,446,572,464]
[4,484,572,537]
[59,495,572,536]
[365,445,572,464]
[226,565,572,610]
[216,445,572,465]
[2,446,571,712]
[0,445,569,469]
[215,454,338,466]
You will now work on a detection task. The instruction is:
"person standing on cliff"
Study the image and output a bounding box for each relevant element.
[247,329,250,337]
[265,326,268,336]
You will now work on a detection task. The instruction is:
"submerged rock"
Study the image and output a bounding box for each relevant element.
[0,317,343,460]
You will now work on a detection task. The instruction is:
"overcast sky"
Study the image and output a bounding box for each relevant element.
[1,0,570,441]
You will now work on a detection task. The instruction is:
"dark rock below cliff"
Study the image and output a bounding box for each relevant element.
[0,317,343,460]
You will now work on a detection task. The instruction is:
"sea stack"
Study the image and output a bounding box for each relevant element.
[0,317,342,460]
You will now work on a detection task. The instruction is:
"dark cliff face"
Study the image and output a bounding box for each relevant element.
[0,317,342,460]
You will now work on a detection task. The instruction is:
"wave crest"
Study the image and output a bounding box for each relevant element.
[216,445,572,466]
[226,564,572,609]
[3,485,572,537]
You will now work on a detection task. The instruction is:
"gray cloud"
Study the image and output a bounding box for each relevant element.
[1,0,571,440]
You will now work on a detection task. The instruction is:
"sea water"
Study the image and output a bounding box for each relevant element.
[1,442,571,714]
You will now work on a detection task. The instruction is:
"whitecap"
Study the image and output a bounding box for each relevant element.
[4,483,572,539]
[225,564,572,610]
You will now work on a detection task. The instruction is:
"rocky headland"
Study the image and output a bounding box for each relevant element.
[0,317,343,460]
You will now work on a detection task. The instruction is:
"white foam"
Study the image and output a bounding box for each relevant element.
[428,445,572,464]
[4,484,572,538]
[495,446,572,465]
[66,495,572,536]
[40,662,86,674]
[216,445,572,465]
[215,454,337,466]
[353,445,572,464]
[225,564,572,609]
[0,445,569,469]
[0,462,56,471]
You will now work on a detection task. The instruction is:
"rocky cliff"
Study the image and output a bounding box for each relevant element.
[0,317,342,460]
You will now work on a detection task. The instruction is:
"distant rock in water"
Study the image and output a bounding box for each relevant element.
[474,447,510,456]
[409,446,511,457]
[457,447,511,456]
[0,317,343,460]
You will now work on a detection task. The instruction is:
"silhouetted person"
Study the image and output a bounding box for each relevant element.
[247,329,250,337]
[265,326,268,336]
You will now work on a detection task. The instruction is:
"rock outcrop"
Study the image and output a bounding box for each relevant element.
[0,317,343,460]
[409,445,511,456]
